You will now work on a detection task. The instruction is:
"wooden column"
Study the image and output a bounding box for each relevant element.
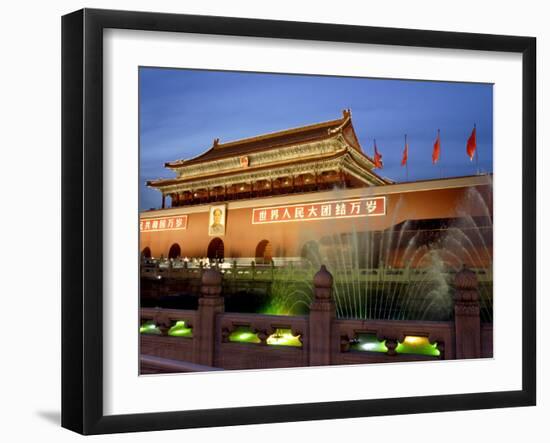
[161,194,166,209]
[309,265,336,366]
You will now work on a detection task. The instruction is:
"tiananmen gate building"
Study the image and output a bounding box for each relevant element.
[140,110,492,270]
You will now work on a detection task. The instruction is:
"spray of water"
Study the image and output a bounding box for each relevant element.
[260,179,493,322]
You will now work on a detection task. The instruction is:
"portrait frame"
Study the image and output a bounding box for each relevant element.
[61,8,536,435]
[208,204,227,237]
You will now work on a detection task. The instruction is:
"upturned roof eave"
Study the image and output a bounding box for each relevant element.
[163,111,357,169]
[146,147,389,191]
[147,149,351,189]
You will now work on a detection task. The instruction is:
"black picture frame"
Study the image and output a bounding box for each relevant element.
[61,8,536,435]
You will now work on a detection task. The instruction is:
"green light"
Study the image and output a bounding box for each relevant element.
[229,326,261,344]
[396,336,440,357]
[139,321,161,335]
[237,332,255,340]
[266,329,302,347]
[350,333,387,353]
[260,305,291,316]
[168,320,193,338]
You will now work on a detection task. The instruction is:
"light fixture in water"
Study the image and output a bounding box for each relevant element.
[139,321,161,335]
[396,336,440,357]
[403,336,422,345]
[266,329,302,347]
[168,320,193,337]
[350,333,387,353]
[229,326,261,344]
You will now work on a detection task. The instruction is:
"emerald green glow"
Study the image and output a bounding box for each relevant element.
[229,326,261,344]
[259,267,314,316]
[260,305,292,316]
[350,333,388,353]
[139,321,161,335]
[168,320,193,338]
[266,329,302,347]
[396,336,440,357]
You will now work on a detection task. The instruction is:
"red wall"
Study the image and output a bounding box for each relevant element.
[140,184,492,262]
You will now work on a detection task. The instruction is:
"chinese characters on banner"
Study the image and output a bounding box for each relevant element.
[252,197,386,224]
[140,215,188,232]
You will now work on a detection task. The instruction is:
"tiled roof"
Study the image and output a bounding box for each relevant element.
[165,110,360,168]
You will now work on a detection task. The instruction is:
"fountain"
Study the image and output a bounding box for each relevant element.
[259,180,493,322]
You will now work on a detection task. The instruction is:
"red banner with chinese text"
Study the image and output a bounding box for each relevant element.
[252,197,386,224]
[140,215,188,232]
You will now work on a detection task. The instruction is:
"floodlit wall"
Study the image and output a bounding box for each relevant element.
[140,176,493,265]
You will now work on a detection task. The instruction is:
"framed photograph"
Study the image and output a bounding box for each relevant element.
[62,8,536,435]
[208,205,227,237]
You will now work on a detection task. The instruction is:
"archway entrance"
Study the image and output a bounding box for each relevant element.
[141,247,151,258]
[255,240,273,264]
[168,243,181,259]
[207,238,224,260]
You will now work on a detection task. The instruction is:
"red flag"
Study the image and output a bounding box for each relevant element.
[466,125,477,161]
[432,130,441,164]
[373,140,383,169]
[401,139,409,166]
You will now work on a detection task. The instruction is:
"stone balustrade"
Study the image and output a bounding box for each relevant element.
[140,265,491,373]
[140,258,493,284]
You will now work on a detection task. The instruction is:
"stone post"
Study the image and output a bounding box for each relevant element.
[309,265,336,366]
[454,266,481,359]
[193,269,224,366]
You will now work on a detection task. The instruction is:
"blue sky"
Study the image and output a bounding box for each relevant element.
[140,68,493,210]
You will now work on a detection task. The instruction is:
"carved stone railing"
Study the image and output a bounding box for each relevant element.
[140,307,196,335]
[309,265,336,366]
[193,269,224,366]
[139,265,491,372]
[215,312,308,370]
[335,318,451,364]
[218,312,307,347]
[454,266,482,359]
[140,259,493,284]
[139,308,196,365]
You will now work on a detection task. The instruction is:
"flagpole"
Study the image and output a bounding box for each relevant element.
[438,129,442,179]
[474,123,479,175]
[405,134,409,181]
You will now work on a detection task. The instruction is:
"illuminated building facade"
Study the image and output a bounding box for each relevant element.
[139,110,494,371]
[140,110,492,271]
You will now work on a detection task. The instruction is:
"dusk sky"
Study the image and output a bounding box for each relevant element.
[139,68,493,210]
